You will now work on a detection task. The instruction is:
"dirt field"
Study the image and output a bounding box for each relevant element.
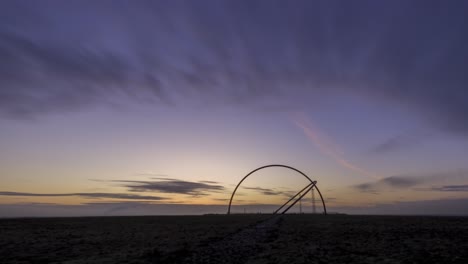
[1,214,467,263]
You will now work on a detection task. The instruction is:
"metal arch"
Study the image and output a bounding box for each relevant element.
[227,164,327,215]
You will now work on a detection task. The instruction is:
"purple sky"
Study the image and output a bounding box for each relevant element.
[1,0,468,217]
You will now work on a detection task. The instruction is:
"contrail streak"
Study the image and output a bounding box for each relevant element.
[291,112,380,180]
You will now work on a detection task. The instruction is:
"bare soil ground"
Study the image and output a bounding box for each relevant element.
[1,215,467,263]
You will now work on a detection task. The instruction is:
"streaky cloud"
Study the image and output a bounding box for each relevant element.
[0,1,467,135]
[0,191,166,201]
[427,185,468,192]
[292,112,380,179]
[241,186,287,196]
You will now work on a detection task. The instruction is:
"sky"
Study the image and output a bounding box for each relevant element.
[1,0,468,217]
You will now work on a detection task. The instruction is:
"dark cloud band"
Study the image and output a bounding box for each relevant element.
[1,1,468,134]
[354,170,468,192]
[112,178,225,196]
[429,185,468,192]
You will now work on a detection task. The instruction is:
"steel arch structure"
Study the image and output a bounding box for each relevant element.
[227,164,327,215]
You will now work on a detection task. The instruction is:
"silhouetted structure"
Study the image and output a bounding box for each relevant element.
[227,164,327,215]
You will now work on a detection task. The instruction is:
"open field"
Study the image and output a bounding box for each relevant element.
[1,215,467,263]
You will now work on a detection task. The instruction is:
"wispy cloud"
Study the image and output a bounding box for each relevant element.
[371,132,430,154]
[292,112,380,179]
[354,176,422,192]
[0,191,166,201]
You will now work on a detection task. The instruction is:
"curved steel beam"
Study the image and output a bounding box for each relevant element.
[227,164,327,215]
[314,185,327,215]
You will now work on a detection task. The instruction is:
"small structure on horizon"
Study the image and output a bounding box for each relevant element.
[312,187,316,214]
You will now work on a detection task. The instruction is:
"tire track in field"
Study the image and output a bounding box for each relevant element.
[183,215,283,264]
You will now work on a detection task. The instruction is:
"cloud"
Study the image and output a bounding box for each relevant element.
[200,180,221,184]
[0,191,166,201]
[212,198,230,202]
[371,132,428,154]
[354,170,468,192]
[0,1,467,135]
[241,186,286,196]
[0,30,141,119]
[112,178,225,196]
[427,185,468,192]
[354,176,423,192]
[381,176,422,188]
